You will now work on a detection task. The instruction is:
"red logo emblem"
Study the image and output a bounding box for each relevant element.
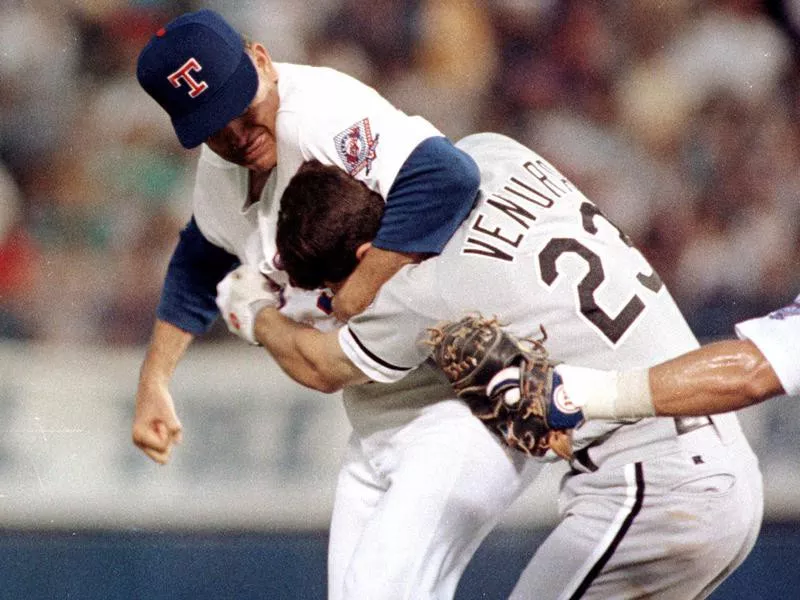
[334,119,379,176]
[167,58,209,98]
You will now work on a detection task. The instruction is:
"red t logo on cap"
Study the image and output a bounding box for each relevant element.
[167,58,209,98]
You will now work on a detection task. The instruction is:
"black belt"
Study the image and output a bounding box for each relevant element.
[571,417,713,474]
[674,416,712,435]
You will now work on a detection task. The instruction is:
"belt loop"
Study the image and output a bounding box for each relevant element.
[708,412,741,445]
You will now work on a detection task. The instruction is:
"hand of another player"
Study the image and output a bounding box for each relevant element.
[132,380,183,465]
[216,265,283,345]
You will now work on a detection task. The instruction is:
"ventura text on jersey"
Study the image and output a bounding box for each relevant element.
[462,158,575,262]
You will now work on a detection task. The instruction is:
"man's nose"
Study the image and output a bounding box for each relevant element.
[223,120,248,147]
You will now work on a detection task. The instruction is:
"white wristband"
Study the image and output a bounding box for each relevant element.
[555,365,655,420]
[614,369,655,419]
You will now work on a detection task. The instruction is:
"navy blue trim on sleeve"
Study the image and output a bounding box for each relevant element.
[348,328,414,372]
[156,217,240,335]
[373,136,480,254]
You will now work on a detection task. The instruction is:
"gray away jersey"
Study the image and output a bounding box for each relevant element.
[340,133,702,447]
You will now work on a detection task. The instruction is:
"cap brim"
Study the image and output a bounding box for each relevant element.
[171,53,259,149]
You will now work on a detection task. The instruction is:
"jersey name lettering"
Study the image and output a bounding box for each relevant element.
[463,159,573,261]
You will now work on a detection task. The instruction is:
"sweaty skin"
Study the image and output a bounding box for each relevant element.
[253,307,368,393]
[555,337,786,423]
[648,339,783,416]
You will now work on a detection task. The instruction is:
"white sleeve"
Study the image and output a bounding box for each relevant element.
[338,326,416,384]
[288,69,442,198]
[734,295,800,396]
[336,261,445,383]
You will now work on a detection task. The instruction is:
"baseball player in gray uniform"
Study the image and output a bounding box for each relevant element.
[132,10,540,599]
[218,132,763,599]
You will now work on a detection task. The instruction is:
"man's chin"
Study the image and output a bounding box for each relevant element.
[245,155,277,174]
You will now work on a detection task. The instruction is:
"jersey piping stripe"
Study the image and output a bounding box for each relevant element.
[564,462,645,600]
[347,328,414,372]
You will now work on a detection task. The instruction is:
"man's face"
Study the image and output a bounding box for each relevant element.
[204,45,279,173]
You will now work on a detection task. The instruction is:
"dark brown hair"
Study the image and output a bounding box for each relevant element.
[276,160,384,290]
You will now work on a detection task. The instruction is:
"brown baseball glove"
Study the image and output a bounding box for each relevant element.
[428,314,572,460]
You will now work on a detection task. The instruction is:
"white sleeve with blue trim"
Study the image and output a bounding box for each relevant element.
[735,295,800,396]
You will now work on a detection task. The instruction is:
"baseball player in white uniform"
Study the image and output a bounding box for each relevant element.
[733,298,800,394]
[132,10,538,600]
[219,132,764,599]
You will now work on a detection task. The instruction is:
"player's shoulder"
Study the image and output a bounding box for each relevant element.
[275,63,382,137]
[276,62,378,103]
[456,132,531,154]
[456,132,551,168]
[372,259,445,318]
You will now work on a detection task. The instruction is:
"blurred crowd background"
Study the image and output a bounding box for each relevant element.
[2,0,800,347]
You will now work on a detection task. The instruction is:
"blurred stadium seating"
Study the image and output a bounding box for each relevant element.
[1,1,798,597]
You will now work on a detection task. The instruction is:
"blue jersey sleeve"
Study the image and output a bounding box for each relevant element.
[156,217,240,335]
[373,136,479,254]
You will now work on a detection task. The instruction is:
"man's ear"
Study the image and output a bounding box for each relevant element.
[251,43,277,80]
[355,242,373,262]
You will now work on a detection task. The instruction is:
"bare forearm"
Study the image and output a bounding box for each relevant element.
[332,247,419,320]
[139,319,195,386]
[133,319,192,464]
[557,340,784,422]
[253,307,367,392]
[649,340,784,415]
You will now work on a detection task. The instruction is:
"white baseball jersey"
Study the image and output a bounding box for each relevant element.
[192,62,441,285]
[735,295,800,396]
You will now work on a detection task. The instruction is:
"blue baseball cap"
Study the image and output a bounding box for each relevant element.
[136,9,258,149]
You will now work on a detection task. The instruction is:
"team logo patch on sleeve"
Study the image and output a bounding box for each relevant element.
[334,118,380,176]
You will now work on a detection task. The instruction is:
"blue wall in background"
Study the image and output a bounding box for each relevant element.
[0,522,797,599]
